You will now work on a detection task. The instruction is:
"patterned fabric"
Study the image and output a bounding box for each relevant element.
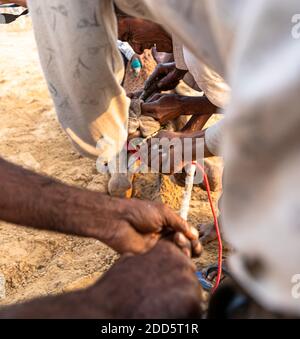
[28,0,129,162]
[117,40,135,61]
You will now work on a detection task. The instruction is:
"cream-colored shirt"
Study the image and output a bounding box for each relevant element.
[28,0,130,162]
[172,37,228,156]
[172,37,231,109]
[183,48,231,109]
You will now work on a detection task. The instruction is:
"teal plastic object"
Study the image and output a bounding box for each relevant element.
[131,58,142,75]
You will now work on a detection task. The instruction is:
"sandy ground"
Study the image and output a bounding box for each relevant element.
[0,22,223,308]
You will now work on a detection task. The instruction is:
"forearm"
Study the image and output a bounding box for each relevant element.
[0,285,108,319]
[181,130,214,159]
[0,157,116,239]
[180,96,219,116]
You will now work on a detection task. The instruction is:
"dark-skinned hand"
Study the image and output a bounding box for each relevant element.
[0,158,201,260]
[142,93,185,124]
[144,62,187,94]
[0,241,205,319]
[141,130,189,175]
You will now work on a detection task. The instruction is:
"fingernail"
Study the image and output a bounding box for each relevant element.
[193,241,202,256]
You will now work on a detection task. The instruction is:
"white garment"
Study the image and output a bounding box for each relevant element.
[222,0,300,316]
[172,40,228,157]
[183,48,231,109]
[205,120,225,157]
[172,37,229,157]
[28,0,129,162]
[117,40,135,61]
[172,37,231,109]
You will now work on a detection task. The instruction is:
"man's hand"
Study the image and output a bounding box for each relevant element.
[0,157,201,257]
[79,195,201,257]
[142,94,219,125]
[144,130,188,175]
[142,93,185,124]
[143,130,210,175]
[1,241,204,319]
[89,241,204,319]
[143,62,187,99]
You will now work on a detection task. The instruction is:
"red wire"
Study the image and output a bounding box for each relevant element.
[192,162,223,293]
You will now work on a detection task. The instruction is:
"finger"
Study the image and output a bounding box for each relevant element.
[141,102,158,114]
[151,240,197,271]
[161,206,198,241]
[127,91,142,99]
[175,233,202,258]
[143,111,158,121]
[144,65,167,90]
[141,82,160,101]
[174,232,192,258]
[147,93,162,103]
[174,232,190,247]
[191,239,202,257]
[157,71,176,89]
[146,93,159,103]
[117,252,135,264]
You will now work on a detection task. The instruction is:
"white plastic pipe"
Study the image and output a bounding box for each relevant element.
[180,163,197,221]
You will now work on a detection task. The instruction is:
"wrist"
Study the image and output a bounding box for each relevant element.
[182,97,205,115]
[62,188,121,241]
[175,67,188,79]
[177,95,192,114]
[178,130,207,161]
